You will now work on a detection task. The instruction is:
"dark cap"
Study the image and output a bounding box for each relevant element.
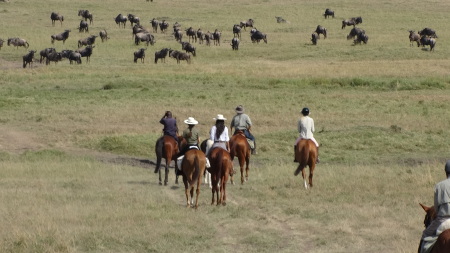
[235,105,244,114]
[445,160,450,174]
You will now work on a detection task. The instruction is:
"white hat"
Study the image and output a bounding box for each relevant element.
[184,117,198,125]
[213,114,227,121]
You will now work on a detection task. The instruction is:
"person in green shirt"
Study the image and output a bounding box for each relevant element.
[178,117,200,157]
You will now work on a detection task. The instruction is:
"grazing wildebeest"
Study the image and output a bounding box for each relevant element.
[180,149,207,209]
[204,31,212,46]
[353,32,369,45]
[78,10,93,24]
[239,18,254,30]
[45,51,62,65]
[39,48,56,63]
[275,16,287,23]
[99,30,109,42]
[51,30,70,44]
[79,20,89,33]
[154,48,170,64]
[311,32,319,45]
[232,24,241,39]
[181,41,196,56]
[207,147,233,206]
[419,28,438,38]
[169,50,191,64]
[50,12,64,26]
[323,8,335,18]
[7,38,29,49]
[78,35,97,48]
[76,45,94,63]
[250,29,267,44]
[159,20,169,33]
[231,37,239,50]
[22,50,36,68]
[114,14,127,28]
[420,36,436,51]
[134,48,146,63]
[174,28,183,42]
[128,14,140,27]
[135,32,155,46]
[213,29,221,46]
[0,38,4,50]
[315,25,327,39]
[185,27,197,43]
[61,50,82,64]
[150,18,159,33]
[196,28,204,44]
[409,30,421,47]
[347,27,365,40]
[342,17,362,29]
[132,24,148,39]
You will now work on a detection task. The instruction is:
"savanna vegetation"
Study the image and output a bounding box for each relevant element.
[0,0,449,252]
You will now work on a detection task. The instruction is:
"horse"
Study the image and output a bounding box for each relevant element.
[154,135,179,185]
[208,147,233,206]
[294,139,318,189]
[181,149,207,209]
[230,130,251,184]
[419,203,450,253]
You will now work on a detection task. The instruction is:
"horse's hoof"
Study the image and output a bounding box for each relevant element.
[164,182,168,186]
[159,182,162,185]
[222,202,227,206]
[154,169,159,174]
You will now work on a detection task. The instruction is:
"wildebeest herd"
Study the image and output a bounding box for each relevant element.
[0,7,438,69]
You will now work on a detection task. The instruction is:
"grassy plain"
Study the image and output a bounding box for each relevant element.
[0,0,450,252]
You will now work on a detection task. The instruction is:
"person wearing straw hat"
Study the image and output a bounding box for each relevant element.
[230,105,257,154]
[208,114,230,154]
[178,117,200,158]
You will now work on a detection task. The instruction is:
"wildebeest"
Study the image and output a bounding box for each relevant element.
[132,24,149,39]
[159,20,169,33]
[347,27,365,40]
[419,28,437,38]
[169,50,191,64]
[45,51,62,65]
[353,32,369,45]
[150,18,159,33]
[420,36,436,51]
[323,8,335,18]
[181,41,196,56]
[99,30,109,42]
[342,17,362,29]
[114,14,127,28]
[154,48,170,64]
[231,37,239,50]
[409,30,421,47]
[51,30,70,44]
[250,29,267,44]
[7,38,29,49]
[128,14,140,27]
[275,16,287,23]
[134,48,146,63]
[22,50,36,68]
[311,32,319,45]
[174,28,183,42]
[50,12,64,26]
[76,45,94,63]
[204,31,213,46]
[135,32,155,46]
[196,28,204,44]
[78,35,97,48]
[185,27,197,43]
[240,18,254,30]
[315,25,327,39]
[78,10,93,24]
[79,20,89,33]
[232,24,241,39]
[61,50,82,64]
[39,48,56,63]
[0,38,4,50]
[213,29,221,46]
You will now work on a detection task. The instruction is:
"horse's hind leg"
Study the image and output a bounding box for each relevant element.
[164,163,169,186]
[309,165,315,188]
[302,169,308,189]
[245,156,250,182]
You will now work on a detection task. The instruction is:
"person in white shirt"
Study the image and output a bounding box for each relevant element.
[209,114,230,153]
[294,107,319,163]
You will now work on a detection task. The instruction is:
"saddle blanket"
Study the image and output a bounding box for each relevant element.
[176,154,210,170]
[420,220,450,253]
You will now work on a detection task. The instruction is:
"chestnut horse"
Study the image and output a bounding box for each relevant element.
[181,149,206,209]
[230,130,251,184]
[154,135,179,185]
[208,147,233,206]
[294,139,318,189]
[419,203,450,253]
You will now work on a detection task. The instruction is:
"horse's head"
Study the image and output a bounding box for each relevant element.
[420,203,437,228]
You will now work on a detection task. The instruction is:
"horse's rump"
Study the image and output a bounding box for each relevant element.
[182,149,206,186]
[294,139,317,176]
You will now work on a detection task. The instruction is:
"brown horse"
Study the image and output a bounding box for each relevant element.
[419,203,450,253]
[154,135,179,185]
[208,147,233,206]
[181,149,206,209]
[230,131,251,184]
[294,139,318,189]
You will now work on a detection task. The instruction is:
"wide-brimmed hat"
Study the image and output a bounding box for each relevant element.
[213,114,227,121]
[184,117,198,125]
[235,105,244,114]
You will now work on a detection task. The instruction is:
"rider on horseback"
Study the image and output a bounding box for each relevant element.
[159,111,178,142]
[230,105,257,155]
[294,107,319,163]
[179,117,200,156]
[418,160,450,253]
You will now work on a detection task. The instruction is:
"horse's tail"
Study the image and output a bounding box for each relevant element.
[190,154,201,186]
[154,137,163,172]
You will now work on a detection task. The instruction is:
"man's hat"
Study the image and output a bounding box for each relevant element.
[235,105,244,114]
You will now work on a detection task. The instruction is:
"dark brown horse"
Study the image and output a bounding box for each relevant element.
[230,131,251,184]
[294,139,317,189]
[181,149,206,209]
[419,203,450,253]
[155,135,179,185]
[208,147,233,206]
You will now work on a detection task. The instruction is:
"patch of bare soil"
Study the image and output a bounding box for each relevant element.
[0,126,45,153]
